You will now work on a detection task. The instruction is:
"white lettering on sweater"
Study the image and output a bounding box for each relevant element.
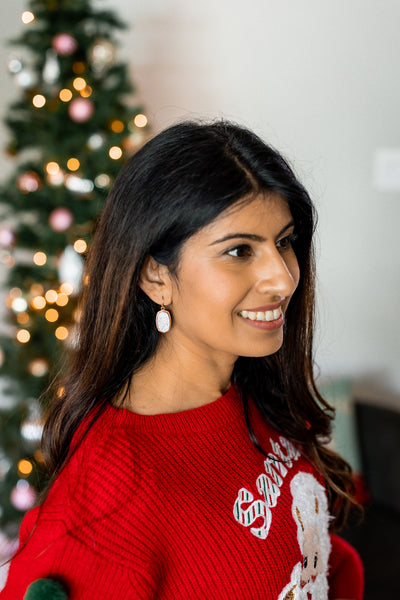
[233,436,300,539]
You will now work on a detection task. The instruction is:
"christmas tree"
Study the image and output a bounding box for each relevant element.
[0,0,148,556]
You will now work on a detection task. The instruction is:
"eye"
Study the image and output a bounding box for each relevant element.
[276,233,298,251]
[314,552,318,569]
[303,555,308,569]
[226,244,253,259]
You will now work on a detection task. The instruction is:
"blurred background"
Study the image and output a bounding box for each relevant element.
[0,1,399,597]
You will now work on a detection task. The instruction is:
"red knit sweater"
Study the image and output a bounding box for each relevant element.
[0,386,363,599]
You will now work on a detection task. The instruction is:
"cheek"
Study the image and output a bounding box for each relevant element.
[176,265,243,320]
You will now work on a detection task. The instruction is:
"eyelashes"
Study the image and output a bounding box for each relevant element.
[225,234,298,259]
[226,244,253,258]
[276,233,298,250]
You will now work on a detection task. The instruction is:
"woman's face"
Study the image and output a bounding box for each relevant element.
[167,193,300,363]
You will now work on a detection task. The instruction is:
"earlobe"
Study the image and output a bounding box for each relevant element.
[139,255,172,305]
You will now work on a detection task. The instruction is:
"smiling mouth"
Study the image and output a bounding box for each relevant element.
[239,307,282,322]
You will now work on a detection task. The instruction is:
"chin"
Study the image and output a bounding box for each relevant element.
[239,341,283,358]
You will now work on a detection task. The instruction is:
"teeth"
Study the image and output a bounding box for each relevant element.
[240,307,282,322]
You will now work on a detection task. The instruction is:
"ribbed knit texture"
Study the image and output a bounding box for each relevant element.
[0,386,363,599]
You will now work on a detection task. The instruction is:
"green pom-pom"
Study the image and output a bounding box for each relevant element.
[24,578,68,600]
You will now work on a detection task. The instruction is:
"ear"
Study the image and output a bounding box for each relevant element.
[139,256,172,306]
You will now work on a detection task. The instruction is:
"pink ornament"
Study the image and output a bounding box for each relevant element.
[68,98,94,123]
[49,207,74,232]
[0,228,15,247]
[17,170,42,193]
[52,33,78,56]
[10,480,36,511]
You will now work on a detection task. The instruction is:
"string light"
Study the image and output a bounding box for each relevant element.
[31,283,44,295]
[73,239,87,254]
[55,326,68,340]
[31,296,46,310]
[134,114,148,128]
[109,146,122,160]
[17,312,30,325]
[73,62,86,74]
[32,94,46,108]
[80,86,92,98]
[45,162,60,175]
[9,287,22,298]
[28,358,48,377]
[60,282,73,295]
[18,459,33,476]
[21,11,35,24]
[33,251,47,266]
[55,293,69,307]
[59,89,73,102]
[110,120,124,133]
[45,289,58,303]
[16,329,30,343]
[73,77,86,91]
[11,297,28,312]
[67,158,80,171]
[95,173,110,188]
[45,308,59,322]
[47,170,65,186]
[34,449,44,463]
[2,254,15,268]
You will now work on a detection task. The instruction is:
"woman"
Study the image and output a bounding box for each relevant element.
[1,121,363,599]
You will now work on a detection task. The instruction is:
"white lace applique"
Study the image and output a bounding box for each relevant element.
[277,472,331,600]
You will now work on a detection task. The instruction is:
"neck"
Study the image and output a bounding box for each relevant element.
[124,335,236,415]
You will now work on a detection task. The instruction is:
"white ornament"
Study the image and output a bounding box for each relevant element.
[7,56,23,74]
[10,480,36,511]
[15,69,37,88]
[87,133,104,150]
[156,308,171,333]
[58,245,84,295]
[43,49,60,85]
[88,39,116,72]
[65,175,94,194]
[21,399,43,445]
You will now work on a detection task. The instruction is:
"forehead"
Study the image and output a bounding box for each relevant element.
[194,193,293,242]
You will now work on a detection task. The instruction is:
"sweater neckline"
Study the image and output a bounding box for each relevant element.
[107,384,244,434]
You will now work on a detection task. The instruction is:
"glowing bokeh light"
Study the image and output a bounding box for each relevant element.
[134,114,148,128]
[55,327,69,340]
[16,329,30,343]
[32,94,46,108]
[33,251,47,266]
[59,89,73,102]
[73,239,87,254]
[109,146,122,160]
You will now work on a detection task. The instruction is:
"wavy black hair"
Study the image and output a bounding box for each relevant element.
[42,120,355,530]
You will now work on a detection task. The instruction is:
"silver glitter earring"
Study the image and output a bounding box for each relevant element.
[155,301,171,333]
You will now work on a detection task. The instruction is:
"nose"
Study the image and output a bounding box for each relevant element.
[255,247,299,298]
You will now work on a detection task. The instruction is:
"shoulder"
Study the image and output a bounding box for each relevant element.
[40,405,146,564]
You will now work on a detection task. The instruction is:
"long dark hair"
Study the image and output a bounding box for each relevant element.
[42,120,355,530]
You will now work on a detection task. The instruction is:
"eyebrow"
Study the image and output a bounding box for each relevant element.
[210,220,295,246]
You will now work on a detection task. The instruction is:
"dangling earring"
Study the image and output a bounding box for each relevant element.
[155,301,171,333]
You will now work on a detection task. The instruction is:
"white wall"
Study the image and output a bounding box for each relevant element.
[1,0,400,406]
